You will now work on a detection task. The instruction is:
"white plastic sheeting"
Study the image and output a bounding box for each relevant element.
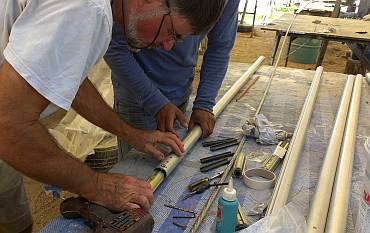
[48,60,117,161]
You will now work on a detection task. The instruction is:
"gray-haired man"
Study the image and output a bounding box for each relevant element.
[0,0,226,232]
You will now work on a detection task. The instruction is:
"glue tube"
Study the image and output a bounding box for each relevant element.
[216,177,238,233]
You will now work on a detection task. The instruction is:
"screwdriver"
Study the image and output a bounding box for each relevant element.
[187,171,224,192]
[183,182,229,200]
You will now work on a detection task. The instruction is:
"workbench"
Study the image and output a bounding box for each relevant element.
[40,62,370,233]
[261,14,370,69]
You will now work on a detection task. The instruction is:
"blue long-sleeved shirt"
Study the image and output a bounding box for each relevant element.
[104,0,239,115]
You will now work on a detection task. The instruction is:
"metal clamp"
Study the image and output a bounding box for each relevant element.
[263,141,289,171]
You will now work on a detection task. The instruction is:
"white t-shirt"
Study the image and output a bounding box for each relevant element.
[0,0,113,116]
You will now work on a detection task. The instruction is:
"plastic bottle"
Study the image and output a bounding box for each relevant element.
[216,177,238,233]
[356,136,370,233]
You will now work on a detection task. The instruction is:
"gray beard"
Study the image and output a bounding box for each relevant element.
[125,9,169,49]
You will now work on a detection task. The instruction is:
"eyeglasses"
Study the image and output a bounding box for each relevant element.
[167,13,185,44]
[122,0,184,50]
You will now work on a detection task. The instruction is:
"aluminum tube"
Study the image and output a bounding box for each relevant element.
[307,75,355,233]
[149,170,165,191]
[267,66,324,215]
[148,56,265,190]
[325,75,362,233]
[233,152,247,178]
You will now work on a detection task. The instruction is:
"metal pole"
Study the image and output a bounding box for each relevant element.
[255,13,298,115]
[316,0,339,68]
[250,0,258,38]
[307,75,356,233]
[147,56,265,190]
[267,66,324,215]
[325,75,362,233]
[332,0,341,18]
[240,0,249,24]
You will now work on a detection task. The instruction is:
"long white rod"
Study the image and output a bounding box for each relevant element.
[213,56,265,117]
[267,66,323,215]
[255,0,318,115]
[307,75,356,233]
[255,13,298,115]
[325,75,363,233]
[148,56,265,190]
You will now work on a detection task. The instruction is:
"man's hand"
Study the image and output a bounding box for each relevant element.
[88,173,154,211]
[125,128,184,161]
[188,109,215,138]
[155,103,188,136]
[71,80,184,160]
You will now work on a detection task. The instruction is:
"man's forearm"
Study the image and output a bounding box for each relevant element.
[72,78,132,139]
[0,61,156,211]
[0,118,97,200]
[194,0,239,112]
[0,62,97,198]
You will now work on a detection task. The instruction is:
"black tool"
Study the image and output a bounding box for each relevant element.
[203,139,238,148]
[206,139,238,148]
[60,197,154,233]
[164,203,196,229]
[173,215,195,219]
[210,140,239,151]
[187,171,224,192]
[200,158,231,172]
[164,204,196,215]
[200,151,234,164]
[173,221,187,229]
[202,137,236,147]
[202,156,230,165]
[182,182,229,200]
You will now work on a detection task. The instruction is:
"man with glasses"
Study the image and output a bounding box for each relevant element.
[0,0,226,232]
[105,0,240,158]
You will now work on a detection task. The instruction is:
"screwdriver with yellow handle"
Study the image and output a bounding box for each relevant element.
[188,171,224,192]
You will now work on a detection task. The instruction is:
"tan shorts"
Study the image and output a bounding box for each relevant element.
[0,160,32,233]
